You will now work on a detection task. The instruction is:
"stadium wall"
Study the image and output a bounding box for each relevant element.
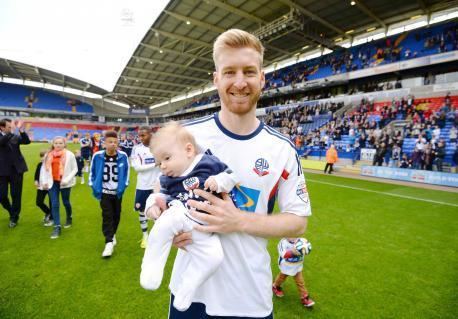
[361,165,458,187]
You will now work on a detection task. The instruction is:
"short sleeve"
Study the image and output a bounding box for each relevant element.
[277,148,311,217]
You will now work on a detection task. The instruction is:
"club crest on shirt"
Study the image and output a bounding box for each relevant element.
[183,177,199,191]
[296,180,309,203]
[253,158,269,177]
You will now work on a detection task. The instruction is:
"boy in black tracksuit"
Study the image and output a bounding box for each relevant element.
[34,151,52,225]
[75,150,85,184]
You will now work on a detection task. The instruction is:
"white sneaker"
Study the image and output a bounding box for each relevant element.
[102,242,114,258]
[113,235,117,246]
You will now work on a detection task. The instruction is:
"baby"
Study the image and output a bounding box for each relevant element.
[140,122,238,311]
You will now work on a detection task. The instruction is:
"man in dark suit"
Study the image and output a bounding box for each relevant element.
[0,119,30,228]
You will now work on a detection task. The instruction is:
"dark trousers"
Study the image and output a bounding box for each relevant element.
[169,294,273,319]
[324,163,334,174]
[48,182,72,227]
[0,174,24,222]
[36,189,51,216]
[100,194,122,243]
[435,158,443,172]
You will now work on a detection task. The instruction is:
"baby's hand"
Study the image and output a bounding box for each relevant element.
[145,205,162,220]
[204,176,219,192]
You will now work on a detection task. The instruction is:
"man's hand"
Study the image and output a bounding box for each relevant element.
[187,189,244,234]
[15,120,24,131]
[204,176,218,192]
[172,232,192,251]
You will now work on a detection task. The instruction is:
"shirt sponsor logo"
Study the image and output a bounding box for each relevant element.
[144,158,155,165]
[232,185,260,212]
[253,158,269,177]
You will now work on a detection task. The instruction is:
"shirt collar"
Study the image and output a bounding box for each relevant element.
[180,153,203,177]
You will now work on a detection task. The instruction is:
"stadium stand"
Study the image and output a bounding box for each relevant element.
[176,21,457,113]
[264,21,457,90]
[267,91,457,169]
[24,120,129,142]
[0,82,93,113]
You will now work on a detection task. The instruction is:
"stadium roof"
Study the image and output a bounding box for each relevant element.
[113,0,456,113]
[0,0,456,114]
[0,0,169,103]
[0,59,107,96]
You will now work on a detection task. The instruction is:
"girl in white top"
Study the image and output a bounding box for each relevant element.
[40,136,78,239]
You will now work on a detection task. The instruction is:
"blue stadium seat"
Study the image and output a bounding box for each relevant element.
[0,82,93,113]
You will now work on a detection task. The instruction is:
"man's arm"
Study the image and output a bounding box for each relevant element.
[19,131,31,145]
[15,120,31,145]
[188,190,307,238]
[130,147,156,172]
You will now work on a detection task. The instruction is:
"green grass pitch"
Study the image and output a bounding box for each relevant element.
[0,143,457,318]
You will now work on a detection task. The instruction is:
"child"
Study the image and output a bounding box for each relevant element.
[40,136,78,238]
[272,238,315,308]
[80,132,92,173]
[34,150,52,226]
[74,150,85,184]
[140,122,238,311]
[89,130,130,258]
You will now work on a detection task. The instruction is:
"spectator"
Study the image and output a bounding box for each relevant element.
[411,146,423,170]
[400,154,411,169]
[432,125,441,141]
[324,144,338,174]
[434,140,446,172]
[373,142,387,166]
[449,125,457,143]
[390,143,401,167]
[423,143,434,171]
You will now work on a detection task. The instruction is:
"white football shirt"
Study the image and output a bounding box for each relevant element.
[169,113,312,317]
[277,238,305,276]
[130,143,161,190]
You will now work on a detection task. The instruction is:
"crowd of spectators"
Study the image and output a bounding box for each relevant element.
[264,102,342,137]
[370,94,457,171]
[348,79,403,95]
[262,23,457,91]
[264,93,457,171]
[172,23,457,115]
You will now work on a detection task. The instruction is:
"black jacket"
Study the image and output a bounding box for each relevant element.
[34,162,43,182]
[0,131,31,176]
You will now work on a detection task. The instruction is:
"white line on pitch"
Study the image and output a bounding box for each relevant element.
[306,179,458,207]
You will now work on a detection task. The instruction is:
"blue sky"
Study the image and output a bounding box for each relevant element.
[0,0,169,91]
